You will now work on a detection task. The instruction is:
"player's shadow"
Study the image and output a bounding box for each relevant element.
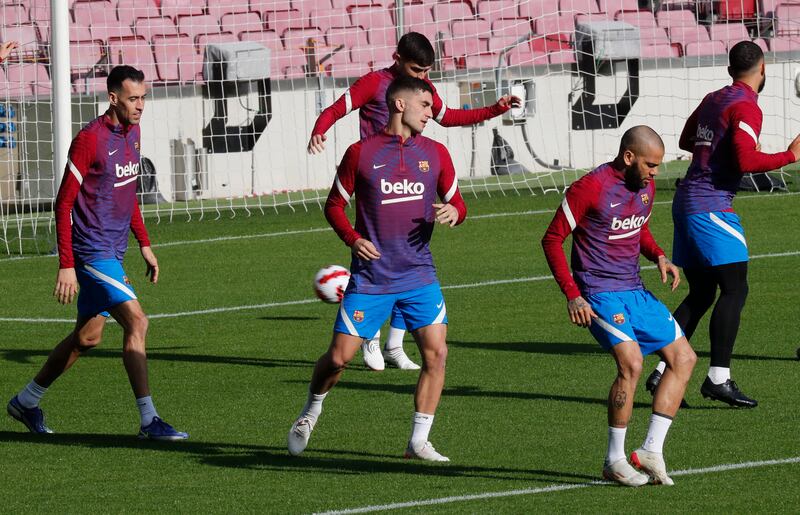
[448,340,606,356]
[0,431,596,483]
[407,218,433,252]
[0,348,316,369]
[257,315,320,321]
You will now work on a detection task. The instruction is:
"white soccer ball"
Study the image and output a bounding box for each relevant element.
[313,265,350,304]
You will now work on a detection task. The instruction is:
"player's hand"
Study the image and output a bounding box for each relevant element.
[0,41,19,62]
[352,238,381,261]
[53,267,78,305]
[433,203,459,227]
[788,133,800,161]
[755,143,761,152]
[141,246,159,284]
[307,134,327,155]
[496,94,522,110]
[657,255,680,291]
[567,296,597,328]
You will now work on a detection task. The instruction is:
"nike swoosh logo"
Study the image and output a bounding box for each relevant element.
[108,149,119,156]
[436,301,444,309]
[668,314,673,321]
[373,164,386,169]
[610,202,621,208]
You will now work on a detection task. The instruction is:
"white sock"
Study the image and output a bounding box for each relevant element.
[655,361,666,374]
[136,396,159,427]
[300,390,327,423]
[708,366,730,385]
[17,381,48,409]
[369,330,380,345]
[642,413,673,454]
[384,327,406,351]
[606,426,627,465]
[410,412,434,444]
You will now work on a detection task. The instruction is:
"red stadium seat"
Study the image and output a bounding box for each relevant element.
[349,6,395,47]
[391,2,434,30]
[491,18,532,37]
[717,0,757,20]
[0,4,28,25]
[293,0,334,16]
[615,11,657,27]
[451,19,491,37]
[638,26,671,45]
[160,0,205,20]
[535,14,575,40]
[72,0,116,27]
[476,0,518,18]
[153,34,195,81]
[432,2,474,22]
[442,37,488,57]
[69,40,105,74]
[238,29,283,51]
[768,36,800,51]
[464,52,500,70]
[72,76,108,95]
[273,47,307,78]
[684,40,726,55]
[489,34,527,53]
[325,26,369,48]
[220,12,263,34]
[507,47,548,66]
[656,9,698,28]
[5,63,50,97]
[308,9,352,33]
[640,43,680,58]
[115,0,155,26]
[264,9,308,36]
[69,24,92,42]
[560,0,600,14]
[134,16,179,42]
[283,27,324,53]
[107,36,158,81]
[177,14,222,43]
[89,23,134,41]
[0,24,42,56]
[351,45,393,70]
[775,3,800,36]
[708,22,750,45]
[519,0,560,19]
[597,0,639,16]
[207,0,256,19]
[197,32,238,52]
[178,55,202,83]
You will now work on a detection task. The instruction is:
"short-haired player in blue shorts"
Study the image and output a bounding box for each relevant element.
[543,126,697,486]
[287,77,467,462]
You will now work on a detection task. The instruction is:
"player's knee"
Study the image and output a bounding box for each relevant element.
[76,333,101,352]
[423,344,448,369]
[619,358,643,381]
[127,312,149,337]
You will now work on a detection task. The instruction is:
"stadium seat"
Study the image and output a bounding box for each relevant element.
[72,76,108,95]
[549,49,576,64]
[451,19,491,37]
[238,29,283,52]
[264,9,308,36]
[283,27,324,54]
[351,45,393,70]
[575,13,615,24]
[597,0,639,16]
[615,11,657,28]
[134,16,179,42]
[325,26,369,48]
[309,9,352,33]
[89,23,135,41]
[0,3,28,25]
[464,52,500,70]
[177,55,202,83]
[638,26,671,45]
[273,47,307,78]
[324,49,370,78]
[293,0,334,15]
[160,0,205,20]
[491,18,533,38]
[0,24,42,57]
[717,0,757,20]
[442,37,488,57]
[708,22,751,48]
[29,3,51,34]
[69,24,92,42]
[656,9,698,29]
[507,46,548,66]
[775,3,800,36]
[367,26,397,48]
[489,34,528,53]
[390,3,436,40]
[69,40,105,74]
[5,63,50,97]
[534,14,575,42]
[72,0,116,27]
[519,0,560,19]
[107,36,158,81]
[760,0,781,20]
[153,34,197,82]
[116,0,155,26]
[207,0,256,19]
[768,36,800,51]
[432,1,474,23]
[197,32,238,55]
[220,12,263,35]
[684,40,726,56]
[476,0,518,18]
[177,14,222,43]
[668,25,711,52]
[560,0,600,14]
[349,6,396,47]
[640,43,680,58]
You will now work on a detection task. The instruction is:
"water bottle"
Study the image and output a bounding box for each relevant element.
[0,136,17,148]
[0,122,14,132]
[0,105,5,117]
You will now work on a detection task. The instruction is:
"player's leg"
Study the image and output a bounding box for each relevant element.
[700,260,756,407]
[7,314,106,434]
[361,328,385,371]
[383,306,419,370]
[109,299,188,440]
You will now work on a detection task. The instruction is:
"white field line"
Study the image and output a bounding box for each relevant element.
[1,250,798,325]
[313,456,800,515]
[2,191,798,263]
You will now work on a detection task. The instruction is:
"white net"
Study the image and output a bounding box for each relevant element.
[1,0,799,255]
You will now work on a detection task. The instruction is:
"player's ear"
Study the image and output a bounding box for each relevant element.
[108,90,118,106]
[623,149,635,166]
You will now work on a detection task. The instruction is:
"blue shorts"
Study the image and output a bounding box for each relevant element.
[672,211,748,268]
[334,282,447,339]
[585,289,683,356]
[76,259,138,318]
[389,304,407,330]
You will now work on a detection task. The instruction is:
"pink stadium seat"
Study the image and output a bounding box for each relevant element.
[69,41,105,74]
[535,14,575,40]
[392,2,434,29]
[451,19,491,37]
[197,32,238,54]
[464,52,499,69]
[351,45,393,70]
[326,26,369,48]
[368,26,397,48]
[0,4,28,25]
[640,43,680,57]
[476,0,518,18]
[283,27,324,53]
[293,0,334,15]
[116,0,155,26]
[760,0,781,18]
[708,22,750,43]
[638,26,671,45]
[349,6,393,33]
[669,25,711,48]
[530,34,571,53]
[264,9,307,36]
[29,4,51,33]
[753,37,769,51]
[560,0,600,14]
[220,12,263,34]
[134,16,179,42]
[575,13,615,24]
[775,3,800,36]
[272,47,307,78]
[330,0,376,8]
[177,14,221,43]
[656,10,697,29]
[684,40,726,55]
[72,76,108,95]
[491,18,533,37]
[324,49,368,78]
[309,9,352,33]
[0,24,41,56]
[432,1,474,22]
[549,49,576,63]
[178,55,202,83]
[107,36,157,80]
[442,37,488,57]
[160,0,205,20]
[238,30,283,51]
[489,34,527,52]
[153,34,195,81]
[90,23,135,41]
[6,63,50,97]
[507,47,548,66]
[768,36,800,51]
[597,0,639,16]
[519,0,560,19]
[69,24,92,42]
[72,1,116,27]
[615,11,657,27]
[207,0,256,19]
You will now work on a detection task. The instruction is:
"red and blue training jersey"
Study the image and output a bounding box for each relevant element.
[674,81,795,215]
[55,113,149,268]
[311,65,510,140]
[541,163,664,300]
[325,131,467,294]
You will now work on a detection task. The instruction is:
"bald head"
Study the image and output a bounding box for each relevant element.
[618,125,664,158]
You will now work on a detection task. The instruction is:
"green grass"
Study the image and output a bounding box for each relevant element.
[1,189,799,513]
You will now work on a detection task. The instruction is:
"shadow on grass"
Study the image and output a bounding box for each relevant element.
[0,430,596,483]
[257,316,320,321]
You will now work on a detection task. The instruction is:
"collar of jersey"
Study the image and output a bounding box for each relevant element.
[102,112,131,134]
[380,130,417,146]
[731,80,757,99]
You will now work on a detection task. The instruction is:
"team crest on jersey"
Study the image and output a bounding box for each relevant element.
[123,276,130,285]
[353,310,364,323]
[418,160,429,172]
[134,141,140,151]
[613,313,625,325]
[640,193,650,205]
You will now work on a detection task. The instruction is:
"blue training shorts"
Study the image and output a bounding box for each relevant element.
[672,210,748,268]
[76,259,138,318]
[334,282,447,339]
[585,289,683,356]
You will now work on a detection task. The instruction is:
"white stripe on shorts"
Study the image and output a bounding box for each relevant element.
[84,264,137,300]
[709,212,747,248]
[432,303,447,324]
[673,318,682,341]
[593,316,634,343]
[338,303,358,336]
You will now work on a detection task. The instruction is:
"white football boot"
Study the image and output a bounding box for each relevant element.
[404,440,450,462]
[287,416,315,456]
[631,448,675,485]
[383,346,421,370]
[602,457,649,486]
[361,337,385,371]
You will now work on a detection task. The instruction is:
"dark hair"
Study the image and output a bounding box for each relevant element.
[385,76,434,112]
[107,65,145,93]
[728,41,763,78]
[396,32,435,67]
[619,125,663,155]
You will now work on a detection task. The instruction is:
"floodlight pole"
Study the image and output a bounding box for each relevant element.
[50,0,72,195]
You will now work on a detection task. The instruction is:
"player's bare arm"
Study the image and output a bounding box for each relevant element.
[141,246,159,284]
[307,133,327,154]
[53,268,78,305]
[657,255,680,291]
[433,203,459,227]
[788,133,800,161]
[567,296,597,328]
[352,238,381,261]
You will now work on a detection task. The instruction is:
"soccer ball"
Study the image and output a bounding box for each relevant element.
[313,265,350,304]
